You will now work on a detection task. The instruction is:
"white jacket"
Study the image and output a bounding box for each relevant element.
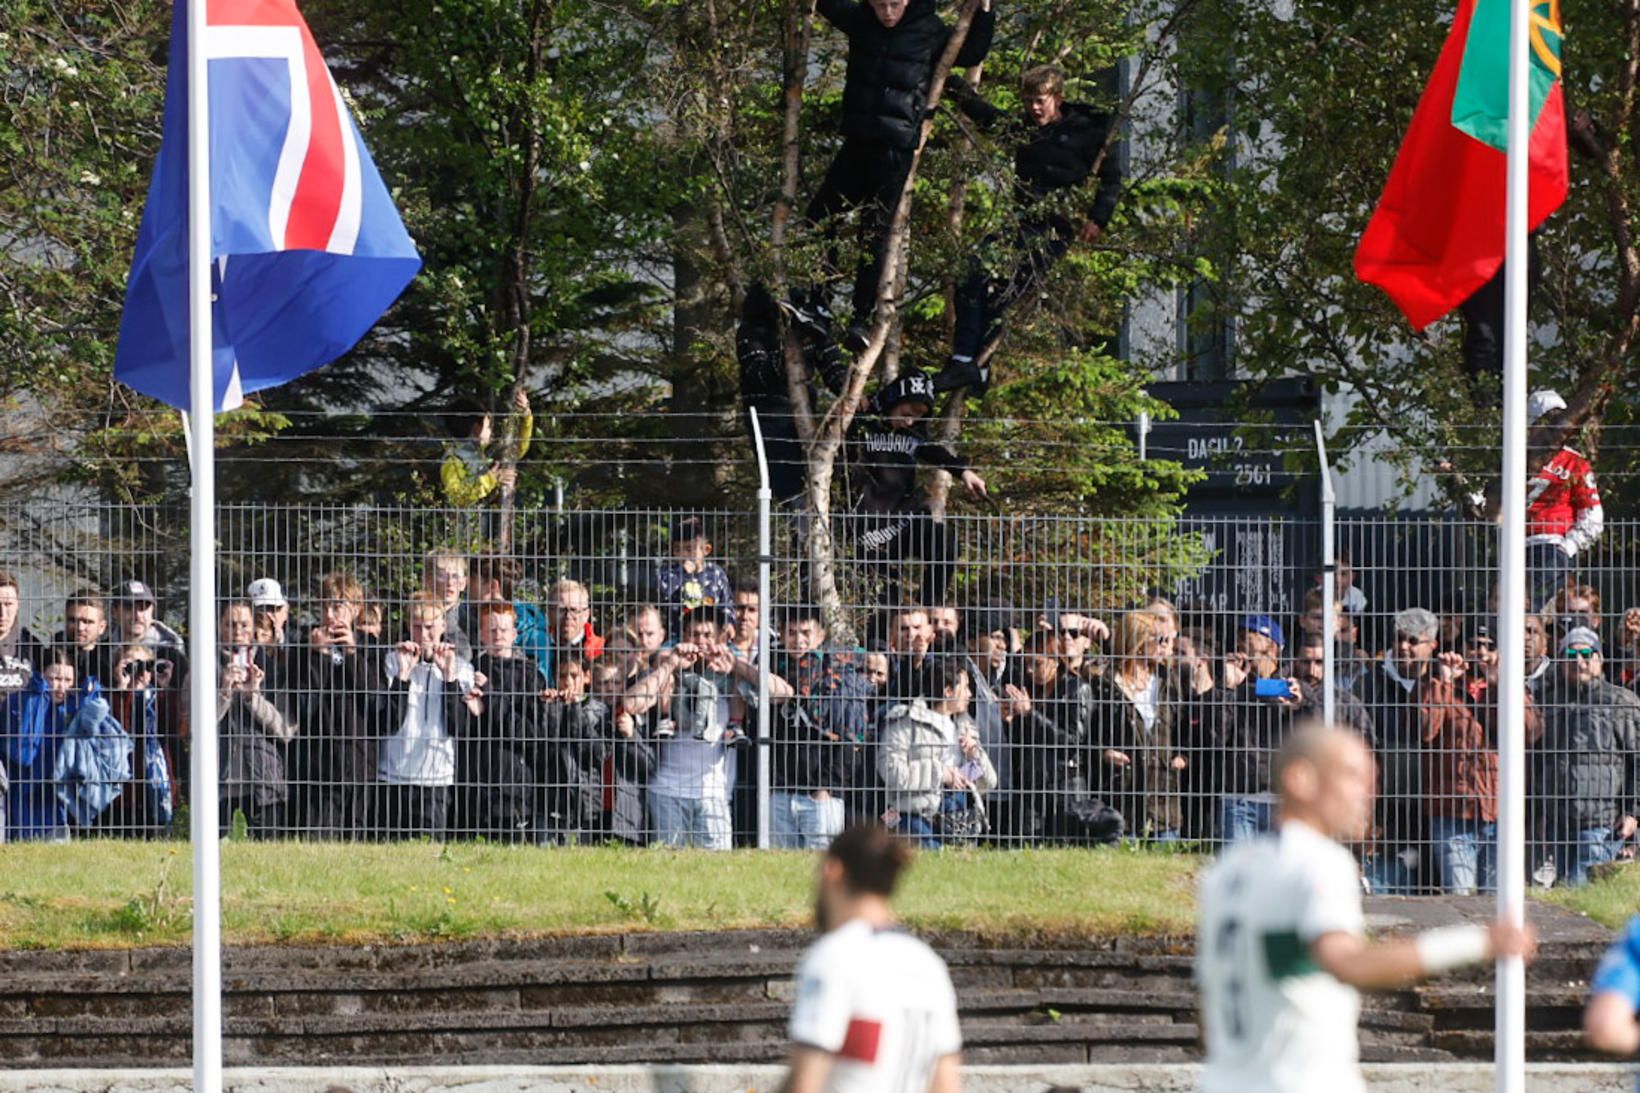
[877,701,960,817]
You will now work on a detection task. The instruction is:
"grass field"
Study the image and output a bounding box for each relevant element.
[0,840,1201,949]
[1540,864,1640,929]
[11,838,1633,950]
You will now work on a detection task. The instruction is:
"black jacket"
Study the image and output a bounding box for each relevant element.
[567,698,656,844]
[455,652,551,835]
[739,286,844,409]
[819,0,996,149]
[1011,673,1092,794]
[1208,678,1300,798]
[290,641,385,787]
[1357,661,1426,846]
[848,415,966,515]
[948,81,1122,229]
[1538,676,1640,832]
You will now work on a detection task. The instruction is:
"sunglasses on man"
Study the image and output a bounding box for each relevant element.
[1563,646,1598,660]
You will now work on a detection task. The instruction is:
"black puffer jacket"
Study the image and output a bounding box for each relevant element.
[819,0,996,149]
[946,79,1123,228]
[1538,676,1640,831]
[1015,104,1120,226]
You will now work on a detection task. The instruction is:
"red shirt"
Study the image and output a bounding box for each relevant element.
[1526,447,1602,551]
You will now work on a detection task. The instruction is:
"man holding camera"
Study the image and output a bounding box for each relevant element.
[1209,615,1303,846]
[765,606,872,849]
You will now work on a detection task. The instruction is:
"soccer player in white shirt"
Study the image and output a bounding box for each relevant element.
[1197,722,1536,1093]
[784,825,961,1093]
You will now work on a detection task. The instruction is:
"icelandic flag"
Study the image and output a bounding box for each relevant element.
[115,0,422,412]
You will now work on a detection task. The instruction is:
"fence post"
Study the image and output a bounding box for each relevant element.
[1314,421,1336,727]
[1496,3,1533,1085]
[1136,411,1151,462]
[749,409,773,850]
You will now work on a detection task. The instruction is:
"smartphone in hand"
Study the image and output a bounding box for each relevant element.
[1254,677,1296,700]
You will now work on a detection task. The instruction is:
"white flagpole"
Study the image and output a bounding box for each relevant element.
[185,0,224,1089]
[1496,0,1530,1089]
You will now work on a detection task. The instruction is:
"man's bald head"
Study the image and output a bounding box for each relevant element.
[1275,721,1375,842]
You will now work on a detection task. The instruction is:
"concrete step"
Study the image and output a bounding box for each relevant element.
[1429,1028,1600,1060]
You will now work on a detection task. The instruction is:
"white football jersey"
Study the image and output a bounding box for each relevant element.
[789,918,962,1093]
[1197,820,1366,1093]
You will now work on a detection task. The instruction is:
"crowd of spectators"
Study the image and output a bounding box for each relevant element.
[0,520,1636,897]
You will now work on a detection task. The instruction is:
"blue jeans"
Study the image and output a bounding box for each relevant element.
[1526,541,1574,613]
[770,791,845,850]
[1217,796,1275,846]
[896,811,940,850]
[1552,825,1619,888]
[1430,816,1497,894]
[648,792,733,851]
[1362,849,1416,895]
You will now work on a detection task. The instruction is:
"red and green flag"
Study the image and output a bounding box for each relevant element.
[1355,0,1568,331]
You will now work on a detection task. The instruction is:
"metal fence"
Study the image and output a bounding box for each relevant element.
[1,497,1635,895]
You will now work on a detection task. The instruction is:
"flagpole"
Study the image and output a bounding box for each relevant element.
[1496,0,1530,1089]
[185,0,224,1089]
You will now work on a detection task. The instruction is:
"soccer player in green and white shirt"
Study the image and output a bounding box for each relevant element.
[1197,723,1537,1093]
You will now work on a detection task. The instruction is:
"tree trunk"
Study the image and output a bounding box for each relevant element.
[804,0,988,630]
[495,0,548,554]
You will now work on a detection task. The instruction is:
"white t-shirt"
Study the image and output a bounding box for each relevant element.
[648,669,735,802]
[378,650,476,786]
[789,919,962,1093]
[647,735,736,802]
[1197,820,1365,1093]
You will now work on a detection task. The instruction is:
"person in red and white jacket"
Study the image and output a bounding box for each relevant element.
[1526,390,1603,612]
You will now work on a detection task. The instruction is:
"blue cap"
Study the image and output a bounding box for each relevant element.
[1242,614,1285,649]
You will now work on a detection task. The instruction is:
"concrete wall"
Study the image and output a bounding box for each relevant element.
[4,1063,1635,1093]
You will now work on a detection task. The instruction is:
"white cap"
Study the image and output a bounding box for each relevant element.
[1528,389,1567,423]
[247,578,287,608]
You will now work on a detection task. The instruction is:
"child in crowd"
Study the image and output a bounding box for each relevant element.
[422,548,473,658]
[217,601,296,838]
[356,600,385,642]
[378,592,479,839]
[7,647,129,842]
[293,573,380,838]
[456,600,549,841]
[567,656,655,845]
[656,515,734,641]
[440,388,532,508]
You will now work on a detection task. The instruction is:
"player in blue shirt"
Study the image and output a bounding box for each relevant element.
[1586,915,1640,1063]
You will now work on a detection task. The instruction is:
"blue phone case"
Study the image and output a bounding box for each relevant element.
[1254,678,1293,699]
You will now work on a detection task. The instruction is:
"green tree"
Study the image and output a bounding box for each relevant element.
[1179,0,1640,513]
